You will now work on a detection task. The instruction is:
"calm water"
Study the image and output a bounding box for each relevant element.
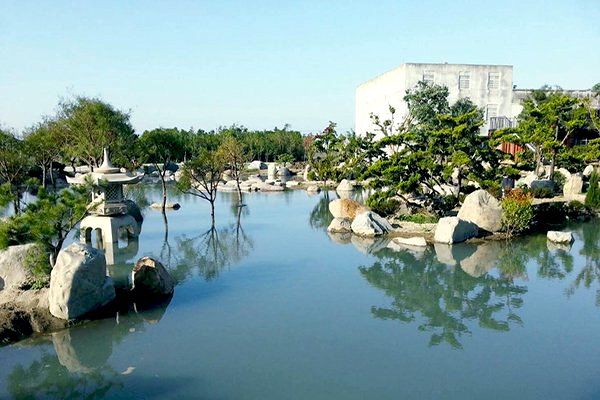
[1,186,599,399]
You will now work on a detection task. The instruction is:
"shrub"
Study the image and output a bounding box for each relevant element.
[585,171,600,209]
[366,192,402,216]
[501,188,534,237]
[552,171,567,194]
[530,187,554,198]
[396,213,439,224]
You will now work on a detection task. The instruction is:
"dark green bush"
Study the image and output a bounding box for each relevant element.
[396,213,439,224]
[530,187,554,198]
[585,171,600,209]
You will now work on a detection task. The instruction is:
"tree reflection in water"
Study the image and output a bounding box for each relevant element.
[7,296,172,399]
[567,222,600,302]
[359,246,527,349]
[171,205,253,282]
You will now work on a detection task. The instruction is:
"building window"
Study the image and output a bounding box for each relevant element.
[488,72,500,89]
[459,71,470,89]
[423,70,434,84]
[486,104,499,120]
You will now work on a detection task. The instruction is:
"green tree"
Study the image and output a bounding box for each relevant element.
[364,81,500,215]
[0,129,31,214]
[218,136,250,205]
[585,170,600,209]
[137,128,186,212]
[308,122,343,182]
[177,148,225,226]
[23,119,63,188]
[56,96,137,170]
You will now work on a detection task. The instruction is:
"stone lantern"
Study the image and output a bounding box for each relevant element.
[67,148,144,264]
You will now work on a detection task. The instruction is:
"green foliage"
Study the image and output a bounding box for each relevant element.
[366,192,402,216]
[530,187,554,198]
[501,189,534,236]
[276,153,294,167]
[308,122,343,182]
[585,171,600,209]
[56,96,137,169]
[396,213,439,224]
[24,244,51,286]
[363,81,500,216]
[0,185,91,262]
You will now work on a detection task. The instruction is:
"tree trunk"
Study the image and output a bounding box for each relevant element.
[210,201,215,227]
[535,146,542,177]
[549,150,557,180]
[49,161,55,188]
[156,163,167,213]
[42,165,47,189]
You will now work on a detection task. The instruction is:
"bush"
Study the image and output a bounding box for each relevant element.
[366,192,402,216]
[530,187,554,198]
[552,171,567,194]
[501,188,534,237]
[585,171,600,209]
[396,213,439,224]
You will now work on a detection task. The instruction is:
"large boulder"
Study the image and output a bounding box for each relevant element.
[267,163,277,180]
[583,165,595,178]
[433,217,478,244]
[247,160,266,170]
[563,173,584,196]
[329,199,369,220]
[131,257,174,296]
[327,217,352,233]
[457,190,502,232]
[547,231,574,244]
[517,172,538,188]
[123,199,143,223]
[277,166,291,177]
[48,244,115,320]
[336,179,355,192]
[351,211,393,237]
[0,244,39,291]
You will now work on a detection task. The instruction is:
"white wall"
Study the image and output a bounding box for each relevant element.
[355,63,514,136]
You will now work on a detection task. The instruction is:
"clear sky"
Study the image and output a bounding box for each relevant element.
[1,0,598,135]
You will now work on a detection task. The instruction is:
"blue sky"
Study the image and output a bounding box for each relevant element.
[1,0,598,135]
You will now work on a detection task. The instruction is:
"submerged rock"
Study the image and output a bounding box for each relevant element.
[131,257,174,296]
[351,211,393,237]
[49,243,115,320]
[434,217,478,244]
[547,231,574,244]
[327,217,352,233]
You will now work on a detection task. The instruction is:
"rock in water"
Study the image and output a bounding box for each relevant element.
[49,243,115,320]
[351,211,393,237]
[327,217,352,233]
[390,236,427,247]
[457,189,502,232]
[547,231,574,244]
[336,179,355,192]
[434,217,478,244]
[131,257,174,296]
[329,199,369,220]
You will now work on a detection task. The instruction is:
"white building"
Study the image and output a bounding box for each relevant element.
[356,63,516,136]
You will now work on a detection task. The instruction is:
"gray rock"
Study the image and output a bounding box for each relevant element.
[303,164,311,181]
[433,217,478,244]
[247,160,266,170]
[277,166,291,177]
[563,173,584,196]
[49,243,115,320]
[131,257,174,296]
[517,172,538,188]
[351,211,393,237]
[327,217,352,233]
[457,189,502,232]
[123,199,143,223]
[390,236,427,247]
[336,179,355,192]
[0,244,39,291]
[149,202,181,210]
[306,185,321,193]
[547,231,574,244]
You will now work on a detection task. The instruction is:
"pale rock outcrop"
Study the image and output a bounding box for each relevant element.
[329,199,369,220]
[563,173,584,196]
[556,168,571,180]
[517,172,538,188]
[150,202,181,210]
[432,184,459,197]
[583,165,595,177]
[336,179,355,192]
[457,189,502,232]
[327,217,352,233]
[434,217,478,244]
[0,244,39,291]
[286,181,301,188]
[267,163,277,179]
[306,185,321,193]
[49,243,115,320]
[303,164,311,181]
[547,231,574,244]
[351,211,393,237]
[131,257,174,296]
[390,236,427,247]
[247,160,266,170]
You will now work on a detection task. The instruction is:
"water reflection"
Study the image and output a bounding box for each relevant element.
[359,246,527,349]
[7,296,171,399]
[171,209,253,282]
[568,222,600,301]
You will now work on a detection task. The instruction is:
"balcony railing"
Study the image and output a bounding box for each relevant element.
[488,116,517,131]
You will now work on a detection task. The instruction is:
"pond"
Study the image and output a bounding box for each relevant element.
[0,186,599,399]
